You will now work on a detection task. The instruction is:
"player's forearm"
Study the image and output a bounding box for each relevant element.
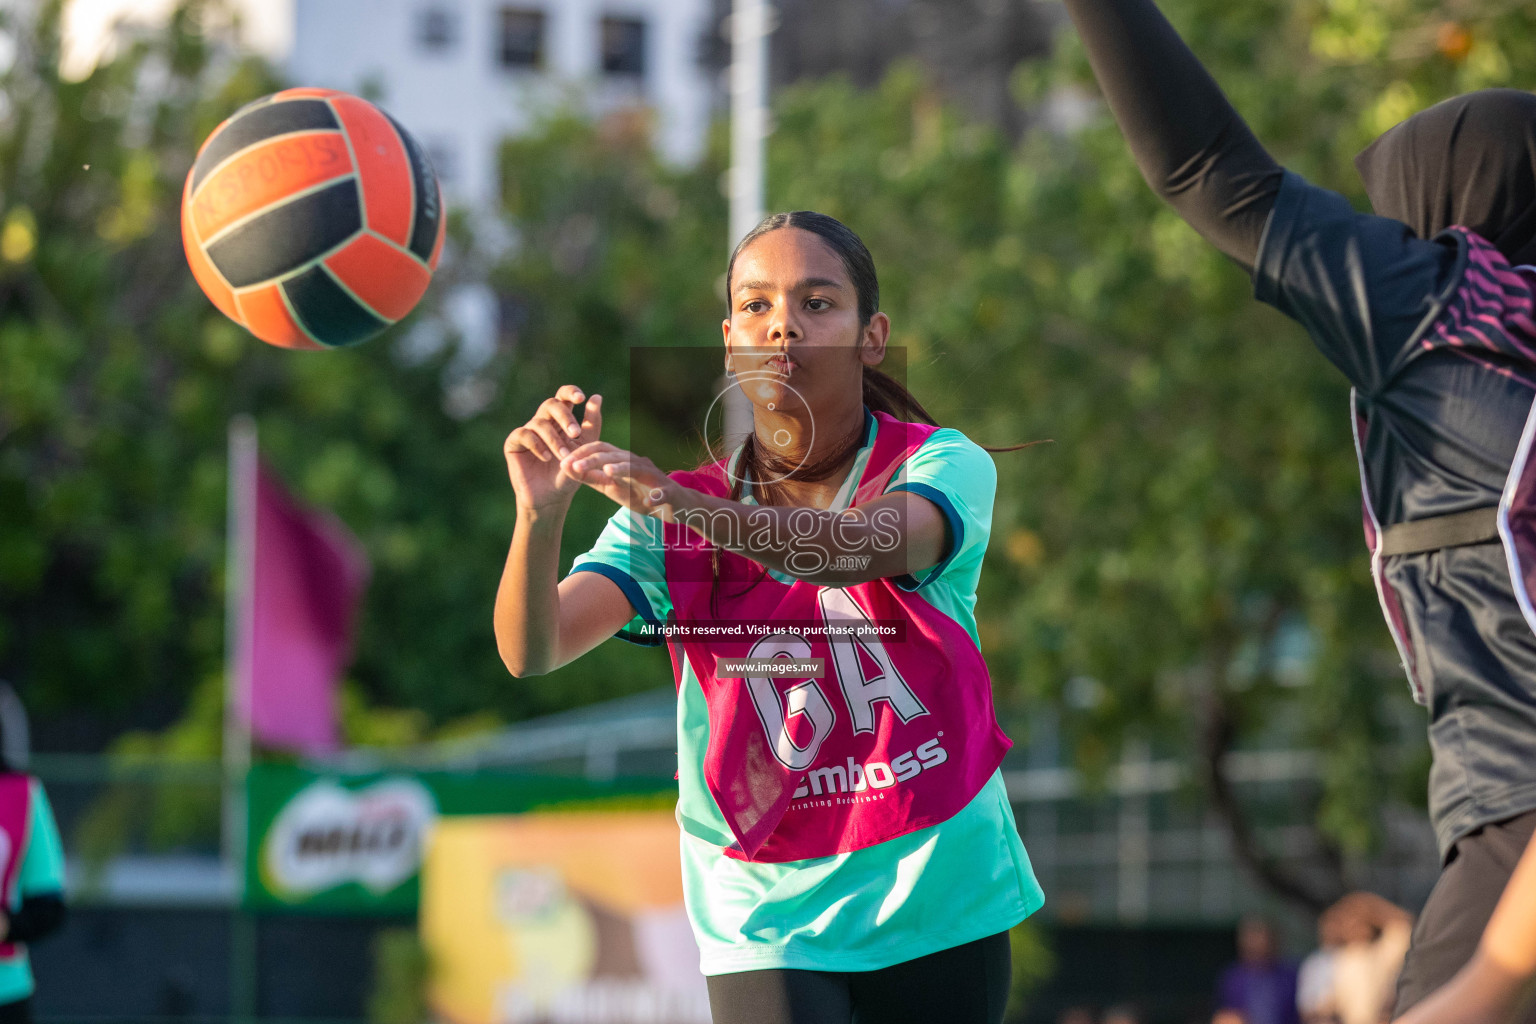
[1482,832,1536,979]
[1393,951,1529,1024]
[667,491,903,587]
[1060,0,1282,268]
[495,507,569,677]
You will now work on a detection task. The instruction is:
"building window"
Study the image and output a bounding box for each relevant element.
[416,7,457,51]
[600,16,645,78]
[498,7,546,69]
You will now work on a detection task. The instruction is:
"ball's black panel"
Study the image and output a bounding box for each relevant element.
[281,264,388,348]
[384,112,442,262]
[227,94,275,119]
[205,180,361,289]
[191,100,341,194]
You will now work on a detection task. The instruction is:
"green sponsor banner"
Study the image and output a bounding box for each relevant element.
[244,763,672,913]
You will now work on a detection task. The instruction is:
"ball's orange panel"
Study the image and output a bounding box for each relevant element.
[326,233,432,322]
[181,177,239,321]
[188,131,353,241]
[428,183,447,271]
[273,87,344,101]
[329,95,415,248]
[235,283,326,350]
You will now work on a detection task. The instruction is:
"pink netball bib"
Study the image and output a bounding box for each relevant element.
[662,412,1011,862]
[0,774,32,958]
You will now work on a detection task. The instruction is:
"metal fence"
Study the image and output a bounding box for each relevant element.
[30,695,1443,924]
[20,725,1443,1022]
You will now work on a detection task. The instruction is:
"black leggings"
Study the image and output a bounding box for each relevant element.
[705,931,1011,1024]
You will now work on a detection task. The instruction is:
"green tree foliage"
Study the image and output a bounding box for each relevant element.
[367,927,430,1024]
[0,0,285,726]
[750,65,1383,906]
[1006,920,1055,1021]
[0,2,695,737]
[743,0,1532,906]
[995,0,1536,903]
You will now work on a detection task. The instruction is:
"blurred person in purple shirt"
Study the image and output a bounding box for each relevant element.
[1215,916,1302,1024]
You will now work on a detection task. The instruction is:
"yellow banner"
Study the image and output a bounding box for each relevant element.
[421,812,710,1024]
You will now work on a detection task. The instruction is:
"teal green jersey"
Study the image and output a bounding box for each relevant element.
[0,779,65,1002]
[570,411,1042,974]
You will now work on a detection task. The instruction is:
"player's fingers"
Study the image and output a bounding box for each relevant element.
[567,449,627,476]
[612,464,668,509]
[505,427,555,463]
[540,396,584,441]
[606,456,658,486]
[568,459,624,488]
[530,419,576,460]
[566,440,615,460]
[604,462,658,500]
[580,394,603,438]
[555,384,586,405]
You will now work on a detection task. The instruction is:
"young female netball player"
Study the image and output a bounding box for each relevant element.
[1057,0,1536,1016]
[494,211,1042,1024]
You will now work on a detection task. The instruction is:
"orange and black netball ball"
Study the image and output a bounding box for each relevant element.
[181,88,445,350]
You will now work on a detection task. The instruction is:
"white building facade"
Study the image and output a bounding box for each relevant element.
[289,0,716,211]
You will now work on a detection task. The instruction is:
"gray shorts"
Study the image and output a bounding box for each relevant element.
[1393,807,1536,1019]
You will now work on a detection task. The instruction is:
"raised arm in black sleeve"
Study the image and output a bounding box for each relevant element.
[1059,0,1284,270]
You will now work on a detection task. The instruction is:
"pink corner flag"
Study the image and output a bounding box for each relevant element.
[236,460,370,755]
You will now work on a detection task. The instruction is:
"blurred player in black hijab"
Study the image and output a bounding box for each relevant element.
[1058,0,1536,1017]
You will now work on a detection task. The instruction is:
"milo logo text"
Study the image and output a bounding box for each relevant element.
[262,778,436,899]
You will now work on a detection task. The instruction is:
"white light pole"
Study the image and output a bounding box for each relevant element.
[729,0,769,248]
[725,0,772,447]
[223,415,257,881]
[224,414,259,1023]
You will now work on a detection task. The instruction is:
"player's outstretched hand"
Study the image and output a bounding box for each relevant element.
[559,442,678,522]
[504,387,603,512]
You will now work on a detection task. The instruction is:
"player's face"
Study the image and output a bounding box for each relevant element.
[722,228,886,420]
